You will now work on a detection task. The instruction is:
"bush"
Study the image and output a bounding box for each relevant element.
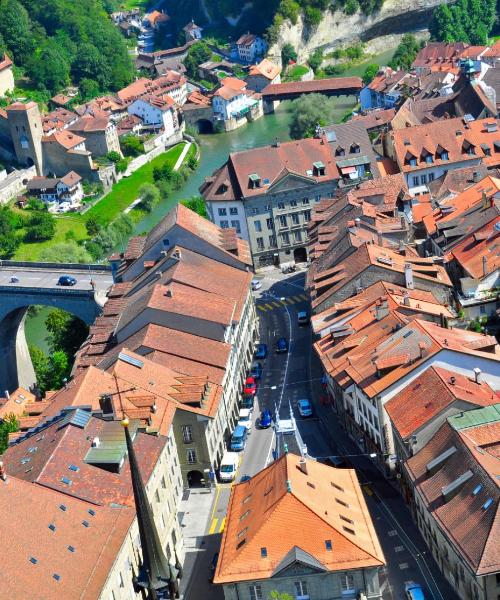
[389,34,422,71]
[289,93,337,139]
[344,0,359,14]
[281,43,298,67]
[24,211,56,242]
[138,183,160,212]
[308,48,323,73]
[39,242,92,263]
[121,135,144,157]
[181,196,208,217]
[362,63,379,85]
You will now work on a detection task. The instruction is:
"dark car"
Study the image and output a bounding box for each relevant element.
[254,343,268,359]
[57,275,77,286]
[240,395,255,409]
[275,337,288,353]
[243,376,257,396]
[209,552,219,582]
[260,408,272,428]
[250,362,263,380]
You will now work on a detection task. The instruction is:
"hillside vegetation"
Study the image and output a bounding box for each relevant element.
[0,0,133,95]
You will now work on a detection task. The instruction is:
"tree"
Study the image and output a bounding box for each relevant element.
[29,344,49,393]
[39,242,92,264]
[389,34,422,71]
[24,211,56,242]
[29,39,70,93]
[184,41,212,79]
[344,0,359,14]
[308,48,323,73]
[281,43,297,66]
[289,93,337,139]
[79,78,100,101]
[47,350,70,389]
[153,163,174,183]
[0,0,34,63]
[121,134,144,157]
[430,0,495,44]
[181,196,208,217]
[0,206,20,258]
[362,63,379,85]
[85,216,101,237]
[106,150,121,163]
[138,183,160,212]
[115,158,128,173]
[0,413,19,454]
[45,308,89,356]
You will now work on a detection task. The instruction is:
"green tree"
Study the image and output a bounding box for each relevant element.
[362,63,379,85]
[181,196,208,217]
[0,206,21,258]
[85,216,101,237]
[72,42,105,87]
[303,6,322,27]
[47,350,70,389]
[79,78,100,101]
[0,413,19,454]
[106,150,121,163]
[279,0,301,23]
[138,183,160,212]
[281,42,297,66]
[29,39,70,93]
[344,0,359,14]
[45,308,89,356]
[115,158,128,173]
[289,93,337,139]
[39,242,92,264]
[389,34,422,70]
[24,211,56,242]
[29,344,49,393]
[184,41,212,79]
[308,48,323,73]
[0,0,34,63]
[121,135,144,157]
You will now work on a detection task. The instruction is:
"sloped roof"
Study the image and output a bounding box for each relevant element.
[214,453,384,584]
[450,215,500,279]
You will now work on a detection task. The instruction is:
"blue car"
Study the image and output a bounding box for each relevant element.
[260,409,272,428]
[57,275,77,286]
[250,362,263,380]
[275,337,288,353]
[404,582,425,600]
[254,343,268,359]
[230,425,248,451]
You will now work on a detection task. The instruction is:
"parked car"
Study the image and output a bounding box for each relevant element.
[319,455,348,468]
[251,278,262,290]
[230,425,248,451]
[238,408,253,431]
[219,452,239,483]
[250,362,263,380]
[239,474,251,482]
[260,408,272,428]
[254,343,268,359]
[298,398,313,417]
[57,275,77,286]
[404,582,425,600]
[275,337,288,353]
[241,394,256,410]
[297,310,309,325]
[243,376,257,396]
[209,552,219,582]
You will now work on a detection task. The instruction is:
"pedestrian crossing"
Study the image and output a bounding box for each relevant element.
[256,294,308,312]
[208,517,226,534]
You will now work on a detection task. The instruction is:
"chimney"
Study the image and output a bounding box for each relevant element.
[286,480,292,493]
[173,248,182,260]
[473,367,482,383]
[274,137,280,147]
[165,288,173,297]
[482,190,489,209]
[375,296,389,320]
[0,462,6,482]
[418,341,426,359]
[472,170,481,183]
[449,376,456,385]
[482,255,488,277]
[4,390,9,400]
[298,458,308,475]
[377,230,384,246]
[354,217,361,227]
[440,312,449,329]
[404,263,414,289]
[402,290,410,306]
[91,436,100,448]
[155,270,162,279]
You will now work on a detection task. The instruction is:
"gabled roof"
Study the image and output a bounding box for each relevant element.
[449,215,500,279]
[248,59,280,81]
[214,453,384,584]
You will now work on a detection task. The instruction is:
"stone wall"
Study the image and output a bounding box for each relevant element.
[269,0,453,62]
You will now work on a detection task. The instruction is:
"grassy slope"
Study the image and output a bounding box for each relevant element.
[13,143,186,260]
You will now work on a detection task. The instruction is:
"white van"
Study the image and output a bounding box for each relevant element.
[219,452,240,482]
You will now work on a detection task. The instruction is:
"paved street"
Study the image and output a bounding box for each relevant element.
[0,265,113,293]
[180,268,459,600]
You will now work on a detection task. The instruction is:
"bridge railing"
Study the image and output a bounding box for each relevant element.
[0,260,111,272]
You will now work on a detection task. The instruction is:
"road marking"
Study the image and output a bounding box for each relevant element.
[399,563,409,570]
[300,293,308,301]
[257,305,267,312]
[265,303,274,310]
[388,529,398,537]
[285,297,296,304]
[395,545,404,552]
[272,301,281,308]
[362,484,373,496]
[219,518,226,533]
[210,486,221,521]
[209,518,219,534]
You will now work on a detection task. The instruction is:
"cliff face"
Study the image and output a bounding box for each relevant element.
[269,0,452,62]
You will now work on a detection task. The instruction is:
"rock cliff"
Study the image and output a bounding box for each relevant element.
[269,0,452,62]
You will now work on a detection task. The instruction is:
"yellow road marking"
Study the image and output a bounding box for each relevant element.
[209,518,219,534]
[292,295,303,302]
[362,484,373,496]
[210,486,221,520]
[286,297,296,304]
[219,518,226,533]
[272,301,281,308]
[265,303,274,310]
[257,305,267,312]
[280,299,287,305]
[300,294,308,301]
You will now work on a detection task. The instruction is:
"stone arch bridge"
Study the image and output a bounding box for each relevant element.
[0,262,113,393]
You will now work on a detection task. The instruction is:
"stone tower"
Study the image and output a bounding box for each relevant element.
[6,102,44,174]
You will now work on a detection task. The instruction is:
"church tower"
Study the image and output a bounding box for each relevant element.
[6,102,44,174]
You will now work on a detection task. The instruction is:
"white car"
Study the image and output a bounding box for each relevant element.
[298,399,313,418]
[251,279,262,291]
[237,408,253,431]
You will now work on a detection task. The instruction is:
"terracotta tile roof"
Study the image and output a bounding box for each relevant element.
[117,73,185,104]
[449,215,500,278]
[385,366,499,439]
[483,40,500,58]
[248,59,280,81]
[60,171,82,186]
[0,53,12,71]
[215,453,384,584]
[405,409,500,575]
[0,474,134,599]
[392,117,500,174]
[68,114,111,132]
[237,33,257,46]
[351,108,396,131]
[412,42,468,70]
[144,10,169,25]
[262,77,362,97]
[51,93,72,106]
[214,78,247,100]
[368,68,406,92]
[0,387,37,420]
[42,130,86,150]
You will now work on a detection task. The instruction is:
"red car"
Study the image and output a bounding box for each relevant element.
[244,376,257,396]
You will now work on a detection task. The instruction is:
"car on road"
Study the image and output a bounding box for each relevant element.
[239,475,251,482]
[219,452,239,483]
[243,376,257,396]
[238,408,253,431]
[297,310,309,325]
[250,362,263,380]
[404,582,425,600]
[57,275,77,286]
[230,425,248,451]
[298,399,313,417]
[9,275,19,283]
[254,343,268,359]
[259,408,272,428]
[209,552,219,582]
[275,337,288,353]
[240,394,255,410]
[251,278,262,290]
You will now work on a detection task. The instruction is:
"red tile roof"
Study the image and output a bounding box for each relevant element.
[0,53,12,72]
[450,215,500,279]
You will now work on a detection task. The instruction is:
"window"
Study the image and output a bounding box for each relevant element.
[155,489,160,502]
[254,220,262,232]
[187,449,197,464]
[252,207,259,215]
[256,237,265,250]
[409,158,417,167]
[412,176,419,187]
[260,547,267,557]
[441,151,449,160]
[325,540,332,550]
[229,207,238,215]
[218,208,227,216]
[425,154,433,163]
[480,304,486,314]
[421,174,427,184]
[290,199,297,207]
[340,572,355,592]
[279,215,288,228]
[294,580,309,598]
[291,213,300,225]
[429,172,435,182]
[277,202,285,209]
[269,234,277,248]
[161,476,166,489]
[264,204,271,211]
[266,217,274,230]
[303,210,311,222]
[231,220,241,233]
[220,220,229,228]
[293,230,302,243]
[182,425,193,443]
[315,194,321,202]
[249,585,263,600]
[496,573,500,586]
[281,232,290,245]
[302,198,310,205]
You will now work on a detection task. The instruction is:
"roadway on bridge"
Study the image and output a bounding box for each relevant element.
[0,266,113,294]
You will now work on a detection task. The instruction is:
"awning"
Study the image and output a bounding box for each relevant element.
[340,166,356,174]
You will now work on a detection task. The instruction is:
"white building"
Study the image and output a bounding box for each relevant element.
[26,171,84,211]
[212,77,263,131]
[235,33,267,63]
[128,95,178,137]
[0,54,14,97]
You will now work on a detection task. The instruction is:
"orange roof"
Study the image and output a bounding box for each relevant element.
[145,10,169,25]
[385,366,499,439]
[450,216,500,279]
[215,453,384,584]
[42,130,86,150]
[248,58,280,81]
[0,53,13,71]
[214,78,247,100]
[0,387,37,420]
[483,40,500,58]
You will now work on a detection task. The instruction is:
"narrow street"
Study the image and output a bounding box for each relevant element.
[180,269,459,600]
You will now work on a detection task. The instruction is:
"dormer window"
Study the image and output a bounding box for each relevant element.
[462,140,475,155]
[249,173,261,189]
[336,146,345,156]
[216,183,228,195]
[313,161,325,176]
[350,142,360,154]
[481,143,491,156]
